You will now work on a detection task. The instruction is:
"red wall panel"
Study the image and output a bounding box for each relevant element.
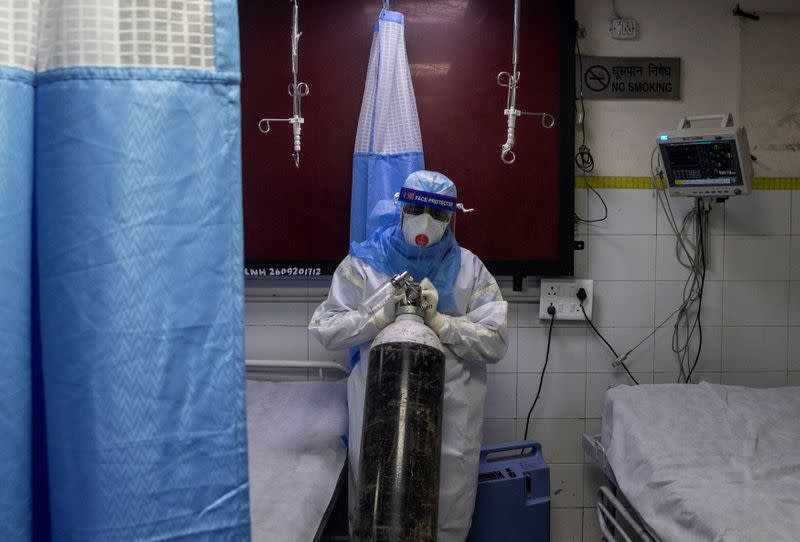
[240,0,573,276]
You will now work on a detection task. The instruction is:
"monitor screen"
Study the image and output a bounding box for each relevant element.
[660,139,743,187]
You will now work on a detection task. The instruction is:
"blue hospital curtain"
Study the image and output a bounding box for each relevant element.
[2,0,250,539]
[347,8,425,371]
[349,9,425,243]
[0,6,35,540]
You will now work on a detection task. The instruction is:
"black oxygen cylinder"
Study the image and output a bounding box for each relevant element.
[352,307,446,542]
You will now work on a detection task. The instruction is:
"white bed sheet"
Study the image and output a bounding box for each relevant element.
[602,382,800,542]
[247,379,347,542]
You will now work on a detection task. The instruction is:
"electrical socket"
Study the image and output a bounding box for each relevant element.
[539,279,593,321]
[610,18,637,40]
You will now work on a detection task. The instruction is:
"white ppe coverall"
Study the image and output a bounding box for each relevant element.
[309,249,508,542]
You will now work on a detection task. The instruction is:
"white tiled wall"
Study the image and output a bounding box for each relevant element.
[243,188,799,541]
[242,0,800,539]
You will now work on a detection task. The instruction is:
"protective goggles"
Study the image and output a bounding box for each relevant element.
[397,187,456,222]
[402,204,451,222]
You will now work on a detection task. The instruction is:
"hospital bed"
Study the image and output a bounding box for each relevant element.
[582,382,800,542]
[246,359,349,542]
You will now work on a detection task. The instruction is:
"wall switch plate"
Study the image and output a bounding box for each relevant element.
[610,18,637,40]
[539,279,593,321]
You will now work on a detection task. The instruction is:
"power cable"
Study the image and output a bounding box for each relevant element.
[523,308,556,441]
[574,30,607,224]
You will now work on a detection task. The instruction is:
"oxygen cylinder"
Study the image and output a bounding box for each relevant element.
[352,305,446,542]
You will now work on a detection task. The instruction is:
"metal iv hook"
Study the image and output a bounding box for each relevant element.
[522,111,556,129]
[257,0,309,168]
[497,0,555,165]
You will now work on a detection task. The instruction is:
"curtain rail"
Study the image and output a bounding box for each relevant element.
[246,358,348,377]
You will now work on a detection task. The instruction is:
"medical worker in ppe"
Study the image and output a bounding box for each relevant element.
[309,170,508,541]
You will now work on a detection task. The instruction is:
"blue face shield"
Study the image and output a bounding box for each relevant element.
[398,186,455,247]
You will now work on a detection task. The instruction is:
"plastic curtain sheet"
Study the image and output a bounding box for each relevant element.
[31,0,250,539]
[0,65,34,541]
[349,9,424,243]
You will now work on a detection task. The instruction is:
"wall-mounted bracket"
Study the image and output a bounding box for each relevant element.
[733,4,759,21]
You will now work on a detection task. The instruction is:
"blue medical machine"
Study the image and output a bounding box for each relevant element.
[468,441,550,542]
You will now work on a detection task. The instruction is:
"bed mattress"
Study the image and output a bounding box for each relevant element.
[602,382,800,542]
[247,379,348,542]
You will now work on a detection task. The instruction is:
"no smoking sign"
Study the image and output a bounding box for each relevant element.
[577,56,681,100]
[584,65,610,92]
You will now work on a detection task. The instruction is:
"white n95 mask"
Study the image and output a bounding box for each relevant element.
[402,213,447,247]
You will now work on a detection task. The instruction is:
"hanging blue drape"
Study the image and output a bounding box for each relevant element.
[347,9,425,371]
[346,9,425,375]
[349,9,425,243]
[0,66,34,542]
[1,0,250,539]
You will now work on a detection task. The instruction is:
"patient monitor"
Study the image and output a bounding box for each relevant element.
[658,114,752,198]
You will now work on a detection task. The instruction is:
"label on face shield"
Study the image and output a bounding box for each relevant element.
[399,188,456,211]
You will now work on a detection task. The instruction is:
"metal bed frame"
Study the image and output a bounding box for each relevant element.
[582,434,659,542]
[246,358,348,380]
